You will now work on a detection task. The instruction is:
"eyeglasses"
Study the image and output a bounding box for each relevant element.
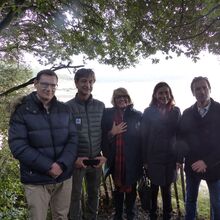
[38,82,58,89]
[115,95,129,100]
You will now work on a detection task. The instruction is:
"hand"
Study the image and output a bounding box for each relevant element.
[48,162,63,178]
[75,157,89,168]
[94,156,107,168]
[110,121,127,136]
[191,160,207,173]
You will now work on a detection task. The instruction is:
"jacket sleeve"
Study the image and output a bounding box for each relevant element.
[175,110,190,163]
[8,109,53,173]
[101,109,113,159]
[56,113,78,170]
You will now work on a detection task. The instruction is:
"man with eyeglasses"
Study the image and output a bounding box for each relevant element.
[8,69,78,220]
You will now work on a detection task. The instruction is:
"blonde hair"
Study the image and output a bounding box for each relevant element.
[111,87,132,107]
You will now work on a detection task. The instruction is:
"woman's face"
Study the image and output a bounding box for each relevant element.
[154,86,171,106]
[115,95,129,109]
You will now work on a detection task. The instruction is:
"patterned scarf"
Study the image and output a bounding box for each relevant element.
[113,109,131,192]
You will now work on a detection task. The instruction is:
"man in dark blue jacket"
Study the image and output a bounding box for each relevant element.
[8,69,78,220]
[178,76,220,220]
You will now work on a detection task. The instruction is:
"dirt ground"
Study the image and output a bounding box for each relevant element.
[97,198,185,220]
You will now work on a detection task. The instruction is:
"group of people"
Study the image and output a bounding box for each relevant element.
[8,68,220,220]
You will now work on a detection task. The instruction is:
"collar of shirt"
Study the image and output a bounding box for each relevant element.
[198,101,211,117]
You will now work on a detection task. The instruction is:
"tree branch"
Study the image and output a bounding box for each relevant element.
[0,0,26,33]
[177,17,219,41]
[0,63,84,97]
[173,3,220,29]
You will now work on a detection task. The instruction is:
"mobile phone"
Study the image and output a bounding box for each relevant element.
[83,159,100,166]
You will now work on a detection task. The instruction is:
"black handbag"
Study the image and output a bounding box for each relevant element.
[138,167,152,212]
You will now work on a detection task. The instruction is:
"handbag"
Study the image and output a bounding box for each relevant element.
[138,167,152,212]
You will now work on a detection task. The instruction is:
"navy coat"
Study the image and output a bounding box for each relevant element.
[101,105,142,185]
[8,92,78,184]
[141,106,181,186]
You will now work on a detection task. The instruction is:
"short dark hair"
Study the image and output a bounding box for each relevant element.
[190,76,211,92]
[36,69,58,81]
[74,68,95,82]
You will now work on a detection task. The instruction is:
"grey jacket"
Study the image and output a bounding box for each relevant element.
[66,94,105,158]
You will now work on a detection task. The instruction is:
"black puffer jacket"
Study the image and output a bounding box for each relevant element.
[8,92,78,184]
[66,94,105,158]
[178,99,220,181]
[101,105,142,185]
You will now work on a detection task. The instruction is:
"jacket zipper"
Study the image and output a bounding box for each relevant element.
[85,103,92,158]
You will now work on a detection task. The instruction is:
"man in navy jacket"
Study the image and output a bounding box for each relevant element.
[178,76,220,220]
[8,69,78,220]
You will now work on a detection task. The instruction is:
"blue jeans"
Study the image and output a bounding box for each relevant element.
[185,174,220,220]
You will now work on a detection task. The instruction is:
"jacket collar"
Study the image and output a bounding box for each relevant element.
[75,93,93,105]
[26,92,57,112]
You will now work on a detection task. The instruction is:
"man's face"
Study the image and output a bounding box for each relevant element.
[34,74,58,104]
[75,75,95,98]
[192,79,210,106]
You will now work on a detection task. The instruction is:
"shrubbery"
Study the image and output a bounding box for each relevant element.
[0,61,32,219]
[0,145,27,219]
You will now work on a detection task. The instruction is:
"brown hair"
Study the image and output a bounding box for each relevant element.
[190,76,211,93]
[74,68,96,82]
[111,87,132,107]
[150,82,175,108]
[36,69,58,81]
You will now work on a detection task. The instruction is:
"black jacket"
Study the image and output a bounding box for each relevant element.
[101,105,142,185]
[178,99,220,181]
[141,106,181,186]
[8,92,78,184]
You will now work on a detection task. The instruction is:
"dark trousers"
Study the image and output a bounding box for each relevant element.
[150,183,172,220]
[113,185,137,220]
[68,166,102,220]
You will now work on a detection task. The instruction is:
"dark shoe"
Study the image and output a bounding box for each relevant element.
[125,190,137,220]
[149,212,157,220]
[113,191,124,220]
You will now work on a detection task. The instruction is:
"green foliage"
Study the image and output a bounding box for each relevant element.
[0,61,32,133]
[0,61,32,219]
[197,182,210,220]
[0,144,27,220]
[1,1,220,68]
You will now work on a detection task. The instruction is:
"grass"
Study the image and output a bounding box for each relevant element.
[99,174,211,219]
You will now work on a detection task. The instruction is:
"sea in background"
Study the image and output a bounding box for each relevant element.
[54,51,220,113]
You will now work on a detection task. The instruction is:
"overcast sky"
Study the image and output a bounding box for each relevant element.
[25,51,220,112]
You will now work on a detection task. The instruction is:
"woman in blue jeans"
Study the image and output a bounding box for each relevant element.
[141,82,181,220]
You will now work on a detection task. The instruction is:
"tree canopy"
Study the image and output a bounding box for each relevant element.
[1,0,220,69]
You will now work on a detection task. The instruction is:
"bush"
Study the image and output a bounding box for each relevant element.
[0,144,27,219]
